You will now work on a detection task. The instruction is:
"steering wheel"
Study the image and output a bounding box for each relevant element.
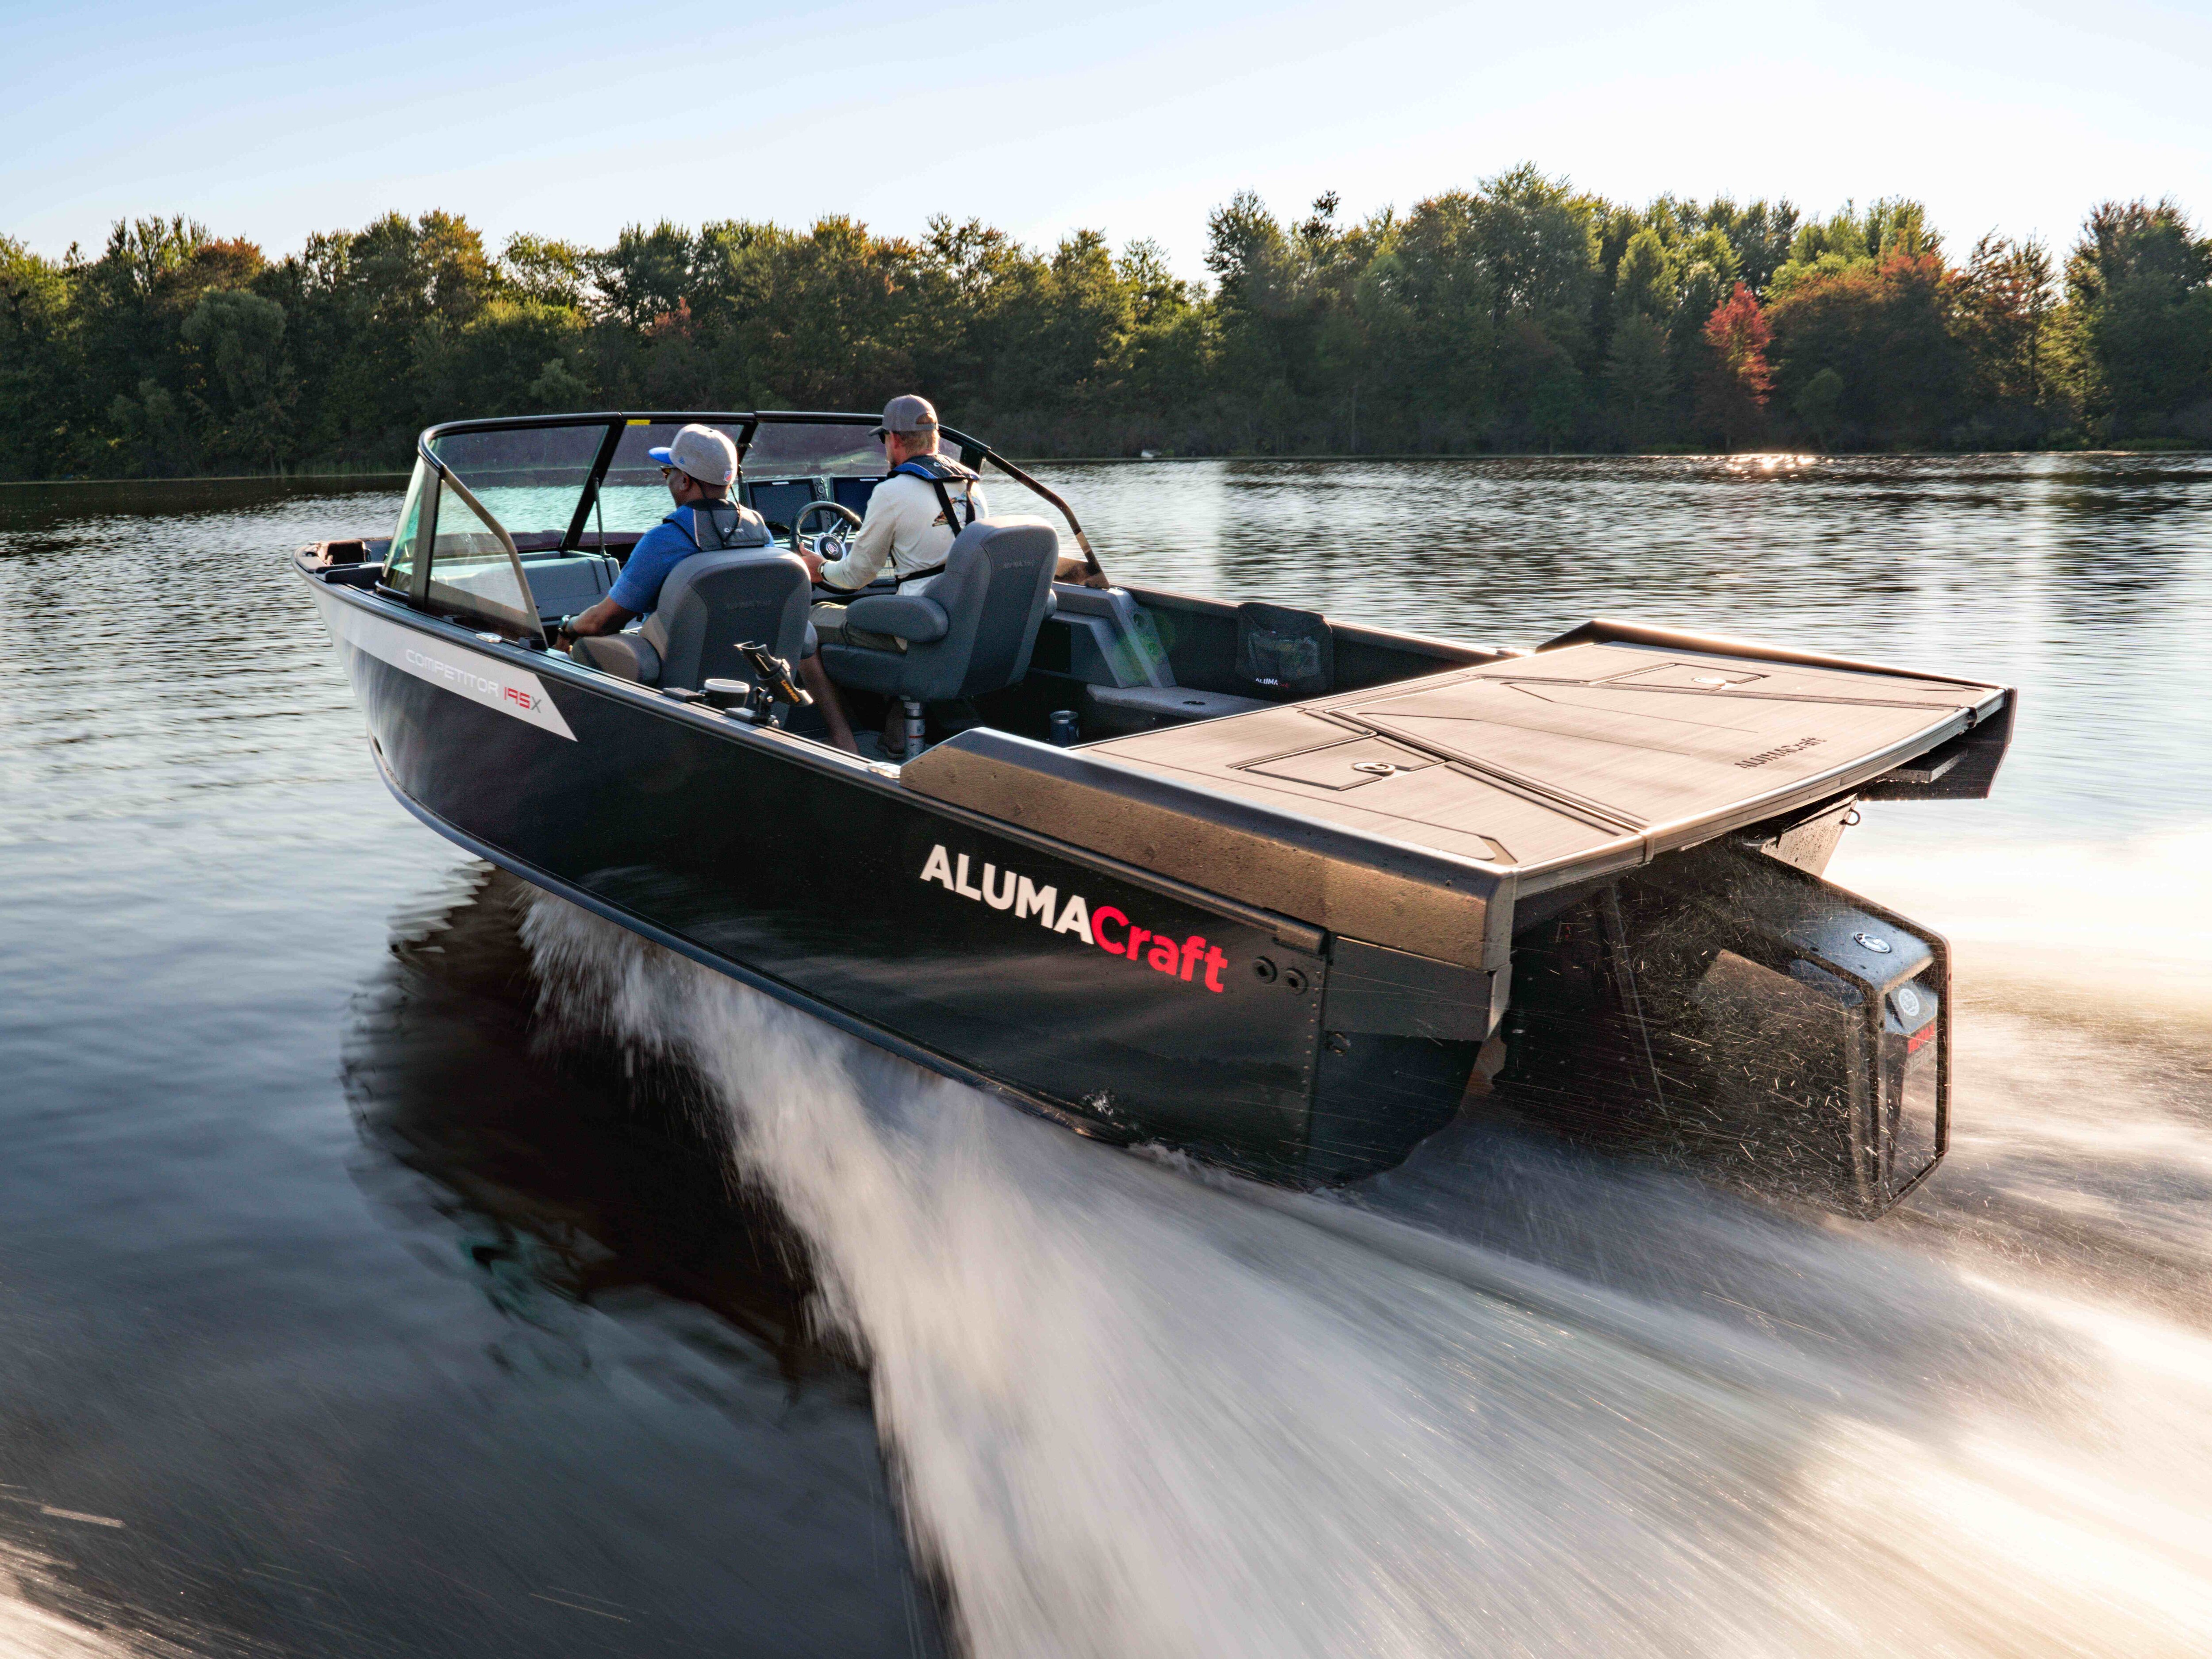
[792,500,863,559]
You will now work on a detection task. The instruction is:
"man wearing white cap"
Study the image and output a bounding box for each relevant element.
[552,422,765,647]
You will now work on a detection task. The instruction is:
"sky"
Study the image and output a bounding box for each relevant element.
[4,0,2210,278]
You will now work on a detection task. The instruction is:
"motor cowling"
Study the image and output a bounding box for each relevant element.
[1496,840,1947,1215]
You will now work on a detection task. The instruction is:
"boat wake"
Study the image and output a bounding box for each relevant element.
[521,828,2212,1659]
[0,1539,178,1659]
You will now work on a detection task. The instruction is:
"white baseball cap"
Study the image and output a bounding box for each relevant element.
[648,424,738,486]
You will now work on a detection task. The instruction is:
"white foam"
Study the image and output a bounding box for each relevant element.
[0,1541,146,1658]
[1831,824,2212,1016]
[522,868,2212,1659]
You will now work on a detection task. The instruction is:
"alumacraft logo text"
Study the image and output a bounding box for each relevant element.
[402,646,543,711]
[919,843,1229,992]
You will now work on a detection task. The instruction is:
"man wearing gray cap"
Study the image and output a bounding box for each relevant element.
[803,394,987,599]
[801,395,989,757]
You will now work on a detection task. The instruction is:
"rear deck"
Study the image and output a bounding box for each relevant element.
[1085,634,2005,877]
[903,622,2010,973]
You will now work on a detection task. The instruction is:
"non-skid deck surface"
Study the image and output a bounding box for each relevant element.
[1084,641,2000,877]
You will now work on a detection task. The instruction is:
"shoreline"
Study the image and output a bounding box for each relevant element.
[0,470,413,488]
[3,445,2205,489]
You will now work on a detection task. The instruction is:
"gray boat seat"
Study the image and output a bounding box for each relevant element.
[818,520,1060,703]
[573,548,814,690]
[518,552,620,622]
[570,628,661,684]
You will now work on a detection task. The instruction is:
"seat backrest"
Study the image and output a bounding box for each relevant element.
[900,520,1062,702]
[640,549,812,690]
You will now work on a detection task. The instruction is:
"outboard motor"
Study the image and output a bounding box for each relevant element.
[1498,840,1947,1215]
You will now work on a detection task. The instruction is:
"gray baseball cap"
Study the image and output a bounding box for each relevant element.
[873,394,939,437]
[648,423,738,485]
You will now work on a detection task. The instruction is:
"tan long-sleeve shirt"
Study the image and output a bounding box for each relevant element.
[816,471,988,595]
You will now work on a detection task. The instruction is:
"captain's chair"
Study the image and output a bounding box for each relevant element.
[817,519,1060,750]
[573,547,814,691]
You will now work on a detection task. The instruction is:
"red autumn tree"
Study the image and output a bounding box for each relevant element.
[1697,282,1773,448]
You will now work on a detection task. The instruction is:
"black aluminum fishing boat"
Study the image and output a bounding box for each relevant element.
[300,411,2012,1213]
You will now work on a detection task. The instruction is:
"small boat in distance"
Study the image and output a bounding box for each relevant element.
[298,409,2012,1214]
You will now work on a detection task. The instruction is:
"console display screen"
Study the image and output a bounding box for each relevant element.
[745,479,819,537]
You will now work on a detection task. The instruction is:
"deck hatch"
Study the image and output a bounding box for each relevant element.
[1601,661,1770,689]
[1239,737,1439,791]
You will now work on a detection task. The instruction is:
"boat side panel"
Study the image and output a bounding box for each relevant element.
[323,591,1332,1173]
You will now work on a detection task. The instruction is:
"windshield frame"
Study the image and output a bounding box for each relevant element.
[412,433,550,645]
[412,409,1104,582]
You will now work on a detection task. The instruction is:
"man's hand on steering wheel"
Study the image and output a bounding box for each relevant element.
[792,500,863,580]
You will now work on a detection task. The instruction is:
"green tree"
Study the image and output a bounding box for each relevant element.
[1117,238,1191,326]
[0,236,72,474]
[180,288,293,465]
[1705,198,1800,295]
[1487,167,1595,445]
[1770,198,1941,298]
[1204,190,1311,448]
[1113,235,1211,447]
[591,220,694,328]
[67,217,209,469]
[1793,366,1844,448]
[1766,252,1966,446]
[1611,227,1678,326]
[1954,232,2059,442]
[1363,193,1497,446]
[419,297,588,416]
[2062,199,2212,434]
[1605,314,1673,446]
[746,216,921,408]
[500,234,593,311]
[305,211,499,461]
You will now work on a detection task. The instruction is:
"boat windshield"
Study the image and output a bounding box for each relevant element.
[737,420,894,539]
[596,420,753,533]
[382,459,432,589]
[427,425,607,536]
[744,422,888,478]
[404,412,1094,572]
[423,473,537,636]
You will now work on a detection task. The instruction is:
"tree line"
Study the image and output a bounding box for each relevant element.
[4,165,2210,477]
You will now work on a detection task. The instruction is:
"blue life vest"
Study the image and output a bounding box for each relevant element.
[887,453,980,534]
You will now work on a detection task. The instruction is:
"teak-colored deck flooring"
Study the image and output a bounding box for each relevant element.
[1087,642,1991,874]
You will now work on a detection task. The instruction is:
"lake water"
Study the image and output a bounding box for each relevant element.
[1,455,2208,1657]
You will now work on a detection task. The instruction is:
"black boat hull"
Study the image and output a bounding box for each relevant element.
[311,578,1472,1181]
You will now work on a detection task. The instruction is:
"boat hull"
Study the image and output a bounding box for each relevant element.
[309,578,1468,1180]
